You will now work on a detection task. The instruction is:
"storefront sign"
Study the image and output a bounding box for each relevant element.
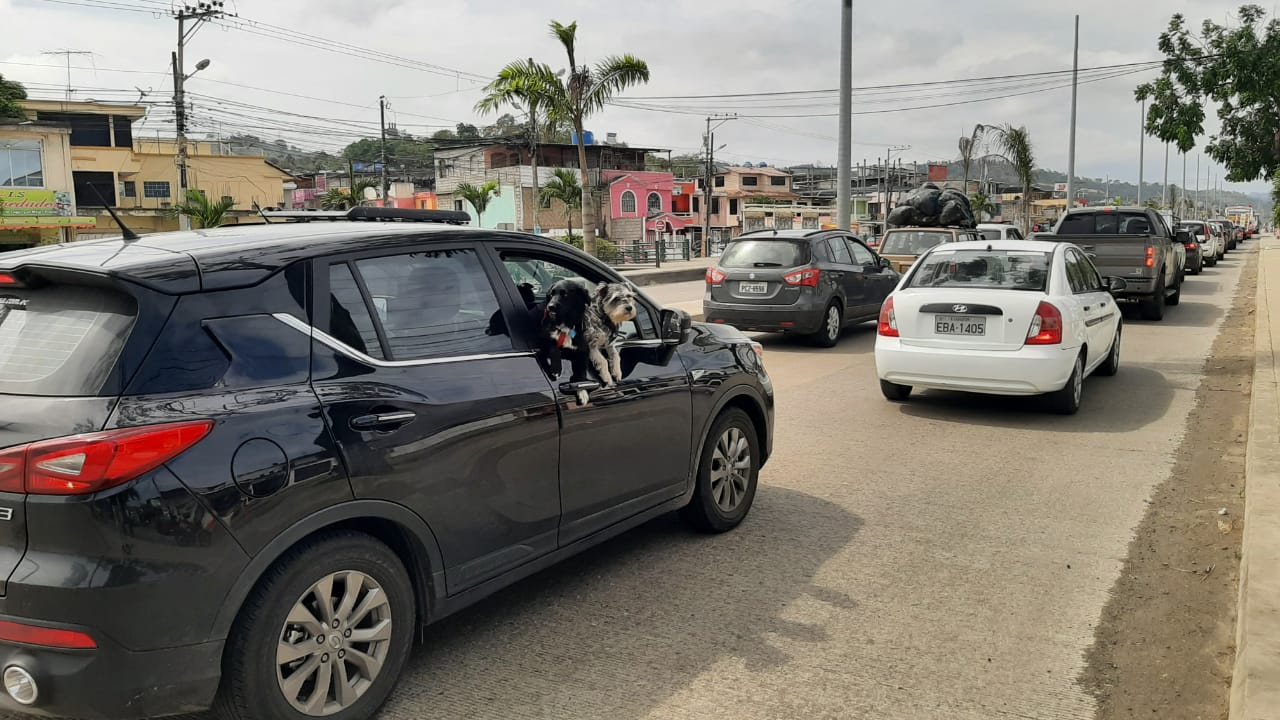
[0,189,74,217]
[0,215,96,229]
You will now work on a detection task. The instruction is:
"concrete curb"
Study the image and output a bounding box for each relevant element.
[1230,237,1280,720]
[617,266,708,286]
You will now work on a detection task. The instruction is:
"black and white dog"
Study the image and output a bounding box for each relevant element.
[540,278,639,403]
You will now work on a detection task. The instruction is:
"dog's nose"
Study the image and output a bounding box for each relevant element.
[625,305,634,313]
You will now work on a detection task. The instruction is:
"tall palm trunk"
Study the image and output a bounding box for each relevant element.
[529,114,541,234]
[575,130,596,254]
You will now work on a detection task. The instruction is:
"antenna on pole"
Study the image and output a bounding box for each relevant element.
[40,50,93,102]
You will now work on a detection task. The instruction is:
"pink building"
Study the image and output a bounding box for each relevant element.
[599,170,693,251]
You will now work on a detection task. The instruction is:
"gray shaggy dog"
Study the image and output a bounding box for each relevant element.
[542,278,638,403]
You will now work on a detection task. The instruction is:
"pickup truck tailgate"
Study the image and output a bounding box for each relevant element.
[1065,235,1153,279]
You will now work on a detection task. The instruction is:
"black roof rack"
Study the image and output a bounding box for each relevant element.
[260,207,472,225]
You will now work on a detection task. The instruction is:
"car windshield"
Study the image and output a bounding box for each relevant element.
[1057,212,1153,235]
[880,231,953,256]
[1179,223,1206,236]
[978,229,1006,241]
[719,239,809,268]
[907,249,1052,291]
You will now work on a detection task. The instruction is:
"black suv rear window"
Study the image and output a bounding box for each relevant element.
[0,285,136,396]
[719,240,809,268]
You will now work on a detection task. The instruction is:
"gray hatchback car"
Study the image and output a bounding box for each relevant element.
[703,229,900,347]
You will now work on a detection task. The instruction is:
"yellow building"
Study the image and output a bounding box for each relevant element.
[1,118,97,249]
[18,100,294,238]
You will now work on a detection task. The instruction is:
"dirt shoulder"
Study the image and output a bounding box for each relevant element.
[1081,255,1258,719]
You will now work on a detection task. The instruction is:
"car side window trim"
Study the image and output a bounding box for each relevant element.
[343,259,393,359]
[273,312,534,368]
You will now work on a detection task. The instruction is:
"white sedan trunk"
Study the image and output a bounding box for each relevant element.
[890,288,1048,352]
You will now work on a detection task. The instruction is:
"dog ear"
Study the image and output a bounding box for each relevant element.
[596,282,609,297]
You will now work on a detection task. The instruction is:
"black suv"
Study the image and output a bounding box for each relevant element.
[702,229,899,347]
[0,209,772,720]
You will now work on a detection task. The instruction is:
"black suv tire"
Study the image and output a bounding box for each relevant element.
[216,532,416,720]
[680,408,760,533]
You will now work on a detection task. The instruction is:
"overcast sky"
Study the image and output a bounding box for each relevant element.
[3,0,1272,197]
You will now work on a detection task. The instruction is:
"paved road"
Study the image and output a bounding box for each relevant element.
[371,252,1248,719]
[24,252,1250,720]
[641,279,705,318]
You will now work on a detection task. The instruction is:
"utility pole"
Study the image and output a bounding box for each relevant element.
[1162,142,1169,208]
[836,0,853,230]
[41,50,92,102]
[1181,152,1187,218]
[379,95,390,209]
[1137,98,1145,206]
[1195,153,1201,217]
[881,145,910,222]
[702,114,736,256]
[1065,15,1080,210]
[172,1,227,231]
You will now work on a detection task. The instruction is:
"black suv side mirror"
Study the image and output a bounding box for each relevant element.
[878,256,893,270]
[1105,276,1128,293]
[660,307,692,344]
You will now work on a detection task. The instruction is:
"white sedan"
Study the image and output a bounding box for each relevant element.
[874,239,1124,414]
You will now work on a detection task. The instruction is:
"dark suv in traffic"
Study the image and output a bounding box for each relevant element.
[0,209,772,720]
[702,229,900,347]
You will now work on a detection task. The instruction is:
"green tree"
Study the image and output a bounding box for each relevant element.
[957,124,987,191]
[170,189,236,229]
[539,168,583,237]
[0,74,27,119]
[969,192,995,221]
[455,180,499,226]
[990,124,1037,234]
[1137,5,1280,182]
[549,20,651,255]
[476,58,566,233]
[319,180,377,210]
[455,123,481,140]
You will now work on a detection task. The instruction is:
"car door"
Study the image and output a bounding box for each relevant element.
[822,234,862,319]
[485,243,694,547]
[1064,247,1111,368]
[1075,248,1119,360]
[311,242,563,595]
[845,236,895,319]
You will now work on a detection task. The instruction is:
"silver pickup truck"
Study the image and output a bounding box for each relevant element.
[1044,206,1186,321]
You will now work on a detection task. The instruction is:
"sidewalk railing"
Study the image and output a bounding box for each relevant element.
[599,238,693,268]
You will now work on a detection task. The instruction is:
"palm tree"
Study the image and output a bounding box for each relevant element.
[969,192,995,221]
[476,58,564,234]
[990,124,1037,234]
[539,168,583,238]
[455,180,499,226]
[549,20,650,255]
[957,124,986,193]
[319,181,377,210]
[170,189,236,229]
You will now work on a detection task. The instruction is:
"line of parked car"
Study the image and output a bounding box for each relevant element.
[703,205,1249,415]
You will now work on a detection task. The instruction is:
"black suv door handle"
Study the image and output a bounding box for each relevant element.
[350,411,416,430]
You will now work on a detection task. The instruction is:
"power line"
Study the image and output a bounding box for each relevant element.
[611,66,1156,119]
[619,58,1176,100]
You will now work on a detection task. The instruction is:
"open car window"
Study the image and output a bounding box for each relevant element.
[499,253,656,341]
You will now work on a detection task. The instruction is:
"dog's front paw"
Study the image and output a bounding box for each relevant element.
[576,389,589,405]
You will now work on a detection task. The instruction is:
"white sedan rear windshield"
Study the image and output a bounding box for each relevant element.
[908,249,1052,292]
